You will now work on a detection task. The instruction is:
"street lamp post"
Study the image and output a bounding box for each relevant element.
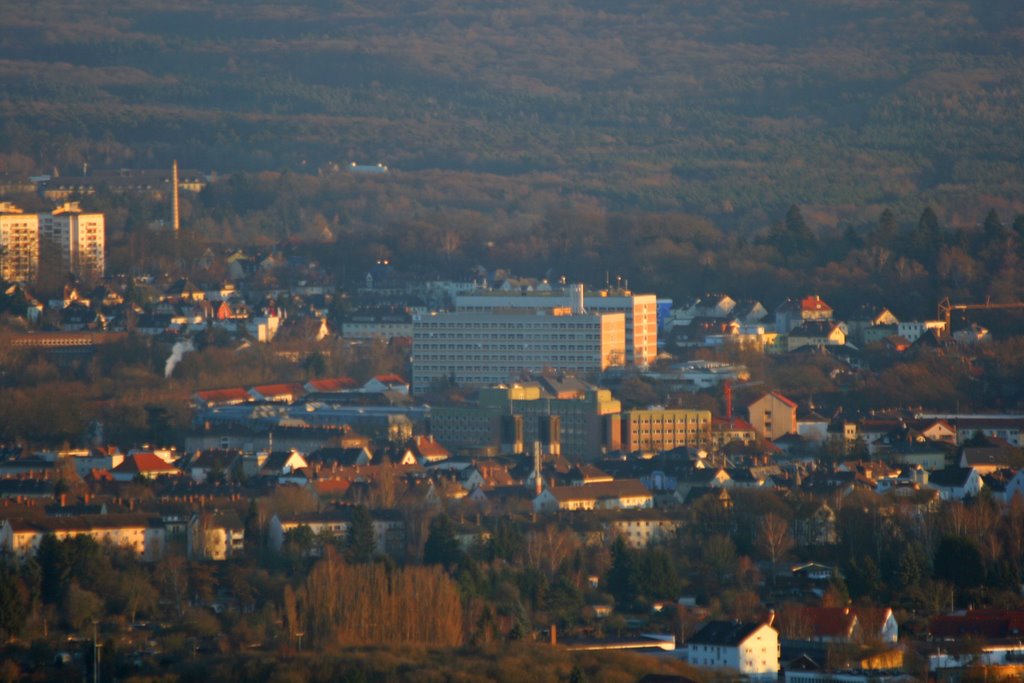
[92,620,101,683]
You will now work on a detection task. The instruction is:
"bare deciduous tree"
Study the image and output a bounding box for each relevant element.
[523,524,580,579]
[757,512,795,583]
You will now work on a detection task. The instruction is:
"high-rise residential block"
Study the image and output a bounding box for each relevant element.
[0,203,40,282]
[39,202,105,279]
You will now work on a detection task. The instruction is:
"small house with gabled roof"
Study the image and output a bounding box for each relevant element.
[363,373,410,395]
[260,450,309,476]
[408,435,450,464]
[775,295,833,334]
[927,466,983,501]
[111,452,181,482]
[786,320,846,352]
[308,446,373,468]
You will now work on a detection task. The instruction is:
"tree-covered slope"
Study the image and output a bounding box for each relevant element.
[1,0,1023,229]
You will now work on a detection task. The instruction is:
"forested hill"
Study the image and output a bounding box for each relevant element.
[1,0,1023,230]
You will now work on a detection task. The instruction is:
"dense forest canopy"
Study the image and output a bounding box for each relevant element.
[1,0,1023,232]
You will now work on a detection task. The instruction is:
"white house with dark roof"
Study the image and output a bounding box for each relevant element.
[927,466,983,501]
[260,450,309,477]
[686,620,779,680]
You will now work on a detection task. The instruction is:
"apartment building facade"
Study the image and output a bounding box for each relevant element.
[412,307,625,392]
[747,392,798,441]
[0,203,40,282]
[621,408,713,452]
[0,515,166,561]
[39,202,105,279]
[454,285,657,367]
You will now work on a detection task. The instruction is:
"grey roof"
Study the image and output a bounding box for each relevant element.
[688,620,765,646]
[928,467,976,488]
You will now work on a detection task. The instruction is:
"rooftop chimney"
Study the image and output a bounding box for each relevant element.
[172,160,180,232]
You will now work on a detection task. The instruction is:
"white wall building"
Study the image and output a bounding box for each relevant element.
[412,307,625,392]
[896,320,946,343]
[39,202,105,279]
[455,285,657,366]
[0,516,165,562]
[0,203,40,282]
[686,621,779,681]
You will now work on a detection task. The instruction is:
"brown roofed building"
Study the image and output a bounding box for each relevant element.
[249,383,305,403]
[532,479,652,513]
[408,435,450,464]
[304,377,359,394]
[111,453,182,482]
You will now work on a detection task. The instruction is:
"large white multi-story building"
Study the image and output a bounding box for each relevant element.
[0,202,40,282]
[0,202,105,281]
[412,306,625,393]
[0,515,166,562]
[687,620,779,680]
[454,285,657,367]
[39,202,105,279]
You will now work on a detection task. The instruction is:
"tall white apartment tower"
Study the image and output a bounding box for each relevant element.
[0,202,40,282]
[39,202,105,279]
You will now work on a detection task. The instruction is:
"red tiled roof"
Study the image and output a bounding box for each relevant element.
[412,435,449,458]
[802,607,857,638]
[305,377,358,392]
[372,373,408,385]
[312,479,353,497]
[250,383,305,398]
[801,295,832,313]
[712,416,756,432]
[194,387,251,404]
[113,453,179,475]
[930,610,1024,640]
